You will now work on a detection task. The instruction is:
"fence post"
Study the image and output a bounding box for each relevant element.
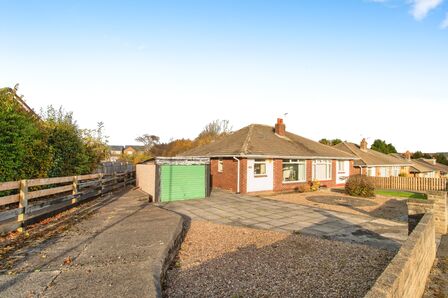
[17,179,28,233]
[100,173,104,195]
[72,176,78,204]
[124,170,128,188]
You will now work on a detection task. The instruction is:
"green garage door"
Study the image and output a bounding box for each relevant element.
[160,165,206,202]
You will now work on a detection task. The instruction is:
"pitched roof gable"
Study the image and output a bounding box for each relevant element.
[334,142,411,166]
[181,124,356,159]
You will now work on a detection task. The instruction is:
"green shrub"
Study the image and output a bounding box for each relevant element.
[345,175,375,197]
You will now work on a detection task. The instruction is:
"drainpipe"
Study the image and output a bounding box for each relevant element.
[233,157,240,194]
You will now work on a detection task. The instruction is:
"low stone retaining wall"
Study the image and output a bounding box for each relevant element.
[365,212,436,298]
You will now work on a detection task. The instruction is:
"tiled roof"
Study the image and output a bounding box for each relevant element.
[181,124,356,159]
[334,142,411,167]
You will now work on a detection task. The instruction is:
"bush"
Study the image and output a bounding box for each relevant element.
[309,180,320,191]
[345,175,375,197]
[296,183,311,193]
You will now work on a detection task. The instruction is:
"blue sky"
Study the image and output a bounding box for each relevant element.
[1,0,447,152]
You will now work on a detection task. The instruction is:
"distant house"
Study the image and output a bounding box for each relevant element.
[123,145,146,156]
[180,119,357,194]
[391,152,448,178]
[108,145,124,161]
[334,139,411,177]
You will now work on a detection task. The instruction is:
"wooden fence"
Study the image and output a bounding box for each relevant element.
[0,171,136,234]
[370,176,448,192]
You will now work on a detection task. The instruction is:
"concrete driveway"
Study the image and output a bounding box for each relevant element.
[161,190,408,250]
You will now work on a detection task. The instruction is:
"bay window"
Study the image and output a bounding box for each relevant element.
[283,160,306,183]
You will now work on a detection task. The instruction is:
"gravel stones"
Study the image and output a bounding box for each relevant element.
[164,221,394,297]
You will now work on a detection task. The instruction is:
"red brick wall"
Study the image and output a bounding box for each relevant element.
[210,158,238,192]
[212,158,353,194]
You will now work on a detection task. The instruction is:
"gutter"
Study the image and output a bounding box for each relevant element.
[233,156,240,194]
[182,154,360,160]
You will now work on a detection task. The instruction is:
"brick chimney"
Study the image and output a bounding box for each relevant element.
[404,151,412,160]
[360,138,368,151]
[275,118,286,136]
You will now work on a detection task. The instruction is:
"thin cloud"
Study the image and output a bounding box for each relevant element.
[410,0,443,20]
[441,12,448,28]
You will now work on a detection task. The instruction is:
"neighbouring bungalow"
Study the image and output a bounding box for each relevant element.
[123,145,145,156]
[180,119,358,194]
[108,145,124,161]
[334,139,411,177]
[391,152,448,178]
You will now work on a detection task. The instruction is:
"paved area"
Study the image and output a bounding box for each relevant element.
[162,190,408,250]
[0,189,183,298]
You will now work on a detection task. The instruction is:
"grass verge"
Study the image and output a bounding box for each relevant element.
[375,189,426,200]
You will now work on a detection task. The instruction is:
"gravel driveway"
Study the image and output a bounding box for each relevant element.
[164,221,394,297]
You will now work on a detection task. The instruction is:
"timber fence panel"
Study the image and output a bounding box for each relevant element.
[371,176,448,192]
[0,170,136,234]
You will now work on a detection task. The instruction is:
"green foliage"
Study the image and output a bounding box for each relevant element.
[411,151,433,159]
[370,139,397,154]
[319,138,342,146]
[345,175,375,198]
[0,88,52,181]
[0,87,109,181]
[435,153,448,166]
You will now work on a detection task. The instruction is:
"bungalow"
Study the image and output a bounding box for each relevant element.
[123,145,145,156]
[391,152,448,178]
[180,119,357,194]
[334,140,411,177]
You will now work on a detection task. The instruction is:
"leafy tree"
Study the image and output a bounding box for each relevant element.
[370,139,397,154]
[42,106,91,176]
[412,151,433,159]
[319,138,342,146]
[0,87,52,181]
[81,122,110,172]
[435,153,448,166]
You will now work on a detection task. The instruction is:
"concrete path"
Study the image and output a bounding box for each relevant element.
[0,189,183,298]
[162,190,407,250]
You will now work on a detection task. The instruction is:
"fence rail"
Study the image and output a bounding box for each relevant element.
[0,170,136,234]
[370,176,448,192]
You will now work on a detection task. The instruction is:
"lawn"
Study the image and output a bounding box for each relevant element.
[375,190,427,200]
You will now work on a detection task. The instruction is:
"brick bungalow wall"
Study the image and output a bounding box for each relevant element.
[210,158,238,192]
[211,158,355,194]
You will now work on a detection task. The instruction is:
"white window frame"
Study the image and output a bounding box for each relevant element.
[391,166,400,177]
[337,160,345,172]
[282,159,306,183]
[312,160,332,181]
[254,159,267,177]
[217,159,223,173]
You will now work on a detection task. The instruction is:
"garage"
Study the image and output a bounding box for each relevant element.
[136,157,210,202]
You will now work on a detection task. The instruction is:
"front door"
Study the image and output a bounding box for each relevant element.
[336,161,349,184]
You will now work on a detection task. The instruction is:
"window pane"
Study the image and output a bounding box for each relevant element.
[254,162,266,175]
[283,164,298,181]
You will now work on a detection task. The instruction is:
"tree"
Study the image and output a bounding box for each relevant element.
[412,151,433,159]
[0,87,53,182]
[194,119,232,146]
[42,106,91,177]
[81,122,110,172]
[319,138,342,146]
[135,134,160,153]
[435,153,448,166]
[370,139,397,154]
